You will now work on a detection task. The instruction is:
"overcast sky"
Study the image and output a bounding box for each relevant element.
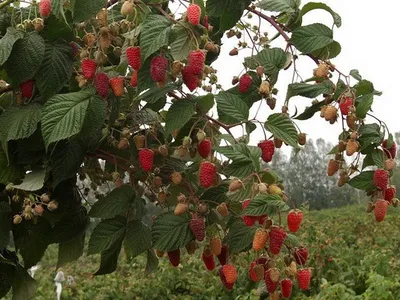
[211,0,399,146]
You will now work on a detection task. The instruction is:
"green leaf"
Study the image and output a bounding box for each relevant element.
[124,220,152,259]
[35,42,73,99]
[0,201,11,249]
[5,32,45,85]
[265,113,299,147]
[41,89,102,150]
[152,212,193,252]
[140,15,171,62]
[12,265,37,300]
[286,80,335,101]
[73,0,107,22]
[226,218,257,253]
[94,237,123,276]
[354,80,382,96]
[295,100,325,120]
[0,27,24,65]
[290,23,336,54]
[145,249,159,275]
[88,216,127,255]
[165,100,196,135]
[12,169,45,192]
[224,161,256,178]
[356,94,373,119]
[285,233,300,248]
[311,40,341,59]
[196,94,215,115]
[170,24,196,61]
[0,149,24,185]
[216,92,249,123]
[207,0,251,31]
[350,69,362,81]
[0,262,14,298]
[371,149,385,169]
[89,185,135,219]
[348,171,375,191]
[299,2,341,27]
[51,0,68,23]
[257,0,300,12]
[200,183,229,204]
[57,231,85,268]
[52,206,88,243]
[242,194,290,216]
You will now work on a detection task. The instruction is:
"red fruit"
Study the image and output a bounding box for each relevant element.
[281,278,293,298]
[150,55,168,82]
[187,50,205,75]
[202,249,215,271]
[81,59,97,79]
[222,264,237,284]
[187,4,201,26]
[199,161,216,188]
[242,199,257,226]
[294,247,309,265]
[219,267,234,290]
[198,139,211,158]
[297,268,312,290]
[339,97,353,115]
[19,80,34,98]
[373,169,389,190]
[39,0,51,18]
[217,244,228,266]
[182,66,199,92]
[202,15,209,28]
[109,77,124,97]
[264,269,279,294]
[258,215,267,225]
[287,209,304,233]
[253,229,268,251]
[138,148,154,172]
[167,249,180,267]
[375,199,389,222]
[384,186,396,202]
[249,261,258,282]
[269,226,287,255]
[189,218,205,241]
[130,70,138,88]
[94,73,109,98]
[69,42,79,57]
[238,73,252,93]
[382,139,397,159]
[258,140,275,163]
[126,46,141,70]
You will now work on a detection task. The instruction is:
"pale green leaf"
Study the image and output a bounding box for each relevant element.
[299,2,342,27]
[290,23,335,54]
[257,0,300,13]
[265,113,299,147]
[13,169,46,192]
[216,92,249,122]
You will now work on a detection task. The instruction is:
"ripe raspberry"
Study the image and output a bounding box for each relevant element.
[339,97,353,115]
[138,148,154,172]
[199,161,216,188]
[382,139,397,159]
[187,4,201,26]
[373,169,389,190]
[375,199,389,222]
[187,50,205,75]
[19,80,34,98]
[126,46,141,70]
[264,268,279,294]
[384,186,396,202]
[238,73,252,93]
[94,73,109,98]
[258,214,267,225]
[222,264,237,284]
[130,70,138,88]
[189,218,205,241]
[242,199,257,226]
[219,267,234,290]
[249,261,258,282]
[198,139,211,158]
[109,77,124,97]
[297,268,311,290]
[217,244,228,265]
[150,55,168,82]
[258,140,275,163]
[269,226,287,255]
[253,229,268,251]
[327,159,339,176]
[81,59,97,79]
[167,249,180,267]
[281,278,293,298]
[287,209,303,233]
[294,247,309,265]
[210,236,222,256]
[202,248,215,271]
[39,0,51,18]
[182,65,199,92]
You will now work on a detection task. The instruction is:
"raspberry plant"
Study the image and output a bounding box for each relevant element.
[0,0,397,298]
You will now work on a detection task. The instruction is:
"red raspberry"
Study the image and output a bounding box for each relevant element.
[202,249,215,271]
[373,169,389,190]
[339,97,353,115]
[264,268,279,294]
[189,218,205,241]
[202,15,209,28]
[375,199,389,222]
[258,140,275,163]
[109,77,124,97]
[199,161,216,188]
[219,267,234,290]
[187,4,201,26]
[94,73,109,98]
[281,278,293,298]
[81,59,97,79]
[138,148,154,172]
[187,50,205,75]
[126,46,141,70]
[382,139,397,159]
[216,244,228,266]
[198,139,211,158]
[39,0,51,18]
[287,209,303,233]
[167,249,180,267]
[258,214,267,225]
[19,80,34,98]
[238,73,252,93]
[242,199,257,226]
[69,42,79,57]
[182,65,199,92]
[384,186,396,202]
[269,226,287,255]
[150,55,168,82]
[297,268,312,290]
[294,247,309,265]
[222,264,237,284]
[130,70,138,88]
[249,261,258,282]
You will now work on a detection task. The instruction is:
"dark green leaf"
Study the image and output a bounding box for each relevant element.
[200,183,229,204]
[216,92,249,123]
[170,24,196,61]
[94,237,123,276]
[226,218,257,253]
[356,94,373,119]
[350,69,362,81]
[12,265,37,300]
[286,80,335,101]
[0,201,11,249]
[290,23,336,54]
[52,206,88,243]
[140,15,171,61]
[299,2,341,27]
[265,113,299,147]
[145,249,159,275]
[0,149,24,184]
[196,94,215,115]
[371,149,385,169]
[0,262,14,298]
[124,220,152,259]
[311,40,341,59]
[257,0,300,12]
[295,100,325,120]
[242,194,290,216]
[0,27,24,65]
[165,100,196,135]
[348,171,375,191]
[73,0,107,22]
[57,230,85,268]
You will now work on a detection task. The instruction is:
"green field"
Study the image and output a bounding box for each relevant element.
[6,205,400,300]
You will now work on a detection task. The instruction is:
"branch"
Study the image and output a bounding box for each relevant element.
[0,85,13,95]
[0,0,14,9]
[106,0,118,8]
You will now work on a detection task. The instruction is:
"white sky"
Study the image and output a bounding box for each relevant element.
[211,0,400,145]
